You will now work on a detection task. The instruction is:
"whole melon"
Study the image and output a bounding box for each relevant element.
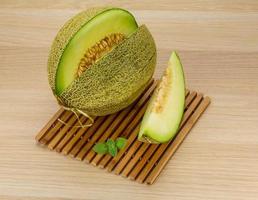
[48,7,156,116]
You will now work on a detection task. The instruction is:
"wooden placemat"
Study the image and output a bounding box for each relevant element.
[35,80,210,184]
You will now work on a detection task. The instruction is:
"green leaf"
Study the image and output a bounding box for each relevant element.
[93,143,108,154]
[115,137,127,150]
[106,139,117,157]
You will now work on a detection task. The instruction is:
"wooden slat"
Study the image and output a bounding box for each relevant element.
[145,96,211,184]
[35,80,210,184]
[62,115,99,155]
[48,114,81,150]
[75,113,118,160]
[121,142,149,177]
[183,91,196,111]
[128,144,159,180]
[39,111,73,145]
[67,116,105,156]
[114,139,142,174]
[54,116,88,152]
[181,93,203,125]
[35,108,64,142]
[185,91,197,109]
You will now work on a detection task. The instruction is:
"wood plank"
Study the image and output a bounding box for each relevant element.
[35,108,64,142]
[62,115,99,155]
[54,116,88,152]
[75,113,118,160]
[39,111,73,145]
[114,139,142,174]
[181,93,203,125]
[185,91,197,109]
[47,114,80,150]
[67,116,104,156]
[121,142,149,177]
[128,144,159,180]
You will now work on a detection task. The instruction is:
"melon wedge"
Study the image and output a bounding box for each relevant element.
[138,52,185,143]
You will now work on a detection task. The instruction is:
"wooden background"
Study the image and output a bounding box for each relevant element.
[0,0,258,199]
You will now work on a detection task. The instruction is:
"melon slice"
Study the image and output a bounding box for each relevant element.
[138,52,185,143]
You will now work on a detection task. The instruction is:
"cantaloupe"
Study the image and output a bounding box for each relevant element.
[48,7,156,116]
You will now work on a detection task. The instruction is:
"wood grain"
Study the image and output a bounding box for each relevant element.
[0,0,258,199]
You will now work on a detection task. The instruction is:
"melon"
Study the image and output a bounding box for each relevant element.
[48,7,156,116]
[138,52,185,143]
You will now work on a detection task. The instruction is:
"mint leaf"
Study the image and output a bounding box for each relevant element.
[106,139,117,157]
[93,143,108,154]
[115,137,127,150]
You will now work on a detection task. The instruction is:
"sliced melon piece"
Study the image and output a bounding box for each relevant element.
[138,52,185,143]
[55,8,138,95]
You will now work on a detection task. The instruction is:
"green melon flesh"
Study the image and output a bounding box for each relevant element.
[55,8,138,95]
[138,52,185,143]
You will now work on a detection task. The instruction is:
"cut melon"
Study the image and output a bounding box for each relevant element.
[138,52,185,143]
[47,7,157,116]
[55,8,138,95]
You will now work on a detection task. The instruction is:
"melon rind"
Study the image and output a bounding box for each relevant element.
[60,25,156,116]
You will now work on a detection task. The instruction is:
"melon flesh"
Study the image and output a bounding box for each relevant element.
[55,8,138,95]
[138,52,185,143]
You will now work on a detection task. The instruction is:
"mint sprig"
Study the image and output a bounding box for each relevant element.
[106,139,117,157]
[116,137,127,149]
[93,137,127,157]
[92,143,108,154]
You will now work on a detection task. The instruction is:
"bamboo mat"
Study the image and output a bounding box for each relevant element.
[35,80,210,184]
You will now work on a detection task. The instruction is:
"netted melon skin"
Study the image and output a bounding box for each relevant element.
[48,7,111,93]
[60,25,156,116]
